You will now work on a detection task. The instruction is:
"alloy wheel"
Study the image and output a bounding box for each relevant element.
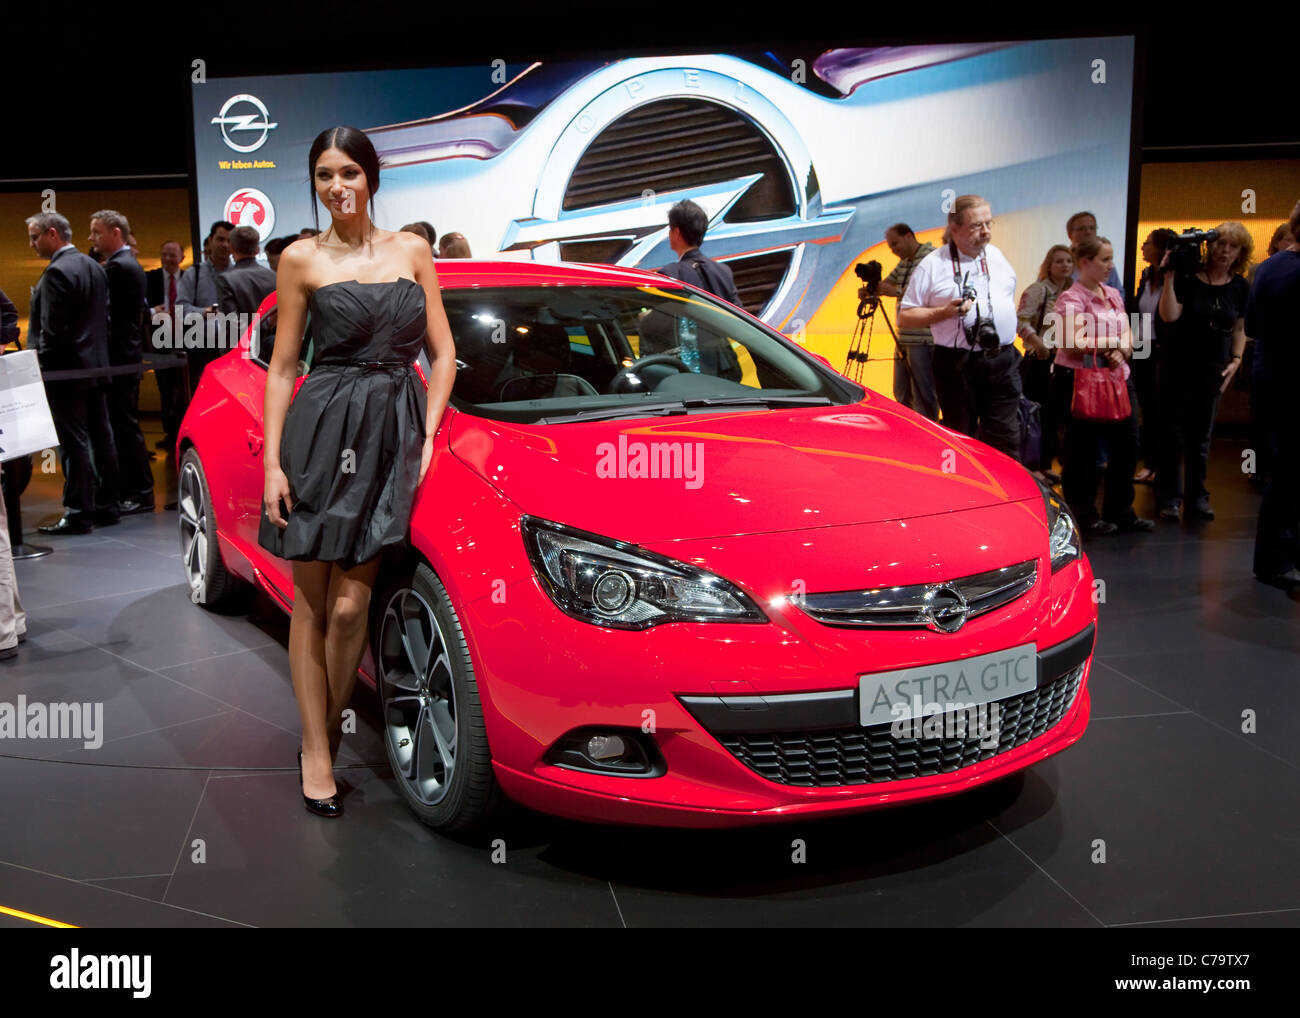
[178,461,207,596]
[378,586,458,805]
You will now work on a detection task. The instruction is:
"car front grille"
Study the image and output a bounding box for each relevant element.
[713,663,1085,787]
[799,560,1038,631]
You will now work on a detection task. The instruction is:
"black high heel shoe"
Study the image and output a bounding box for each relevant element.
[298,748,343,818]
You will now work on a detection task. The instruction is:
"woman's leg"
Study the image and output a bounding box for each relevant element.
[324,557,383,759]
[291,559,334,799]
[1062,412,1099,525]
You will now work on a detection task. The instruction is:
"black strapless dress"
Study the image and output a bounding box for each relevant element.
[257,278,427,569]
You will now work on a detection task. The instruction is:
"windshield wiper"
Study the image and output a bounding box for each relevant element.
[535,394,835,424]
[678,395,835,408]
[536,402,692,424]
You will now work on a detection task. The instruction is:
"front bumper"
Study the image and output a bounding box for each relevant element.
[462,548,1097,828]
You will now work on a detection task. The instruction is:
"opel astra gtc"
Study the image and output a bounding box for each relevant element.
[176,259,1095,831]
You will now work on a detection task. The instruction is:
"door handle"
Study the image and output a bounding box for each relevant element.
[246,429,263,455]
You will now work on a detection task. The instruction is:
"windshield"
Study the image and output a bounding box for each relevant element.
[445,285,859,423]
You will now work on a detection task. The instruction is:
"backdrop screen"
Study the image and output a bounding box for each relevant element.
[191,38,1135,377]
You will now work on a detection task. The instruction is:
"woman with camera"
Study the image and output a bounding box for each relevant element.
[1017,244,1074,481]
[1155,223,1251,521]
[1129,229,1179,483]
[1052,236,1153,536]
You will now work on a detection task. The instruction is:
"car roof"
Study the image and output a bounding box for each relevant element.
[430,259,690,290]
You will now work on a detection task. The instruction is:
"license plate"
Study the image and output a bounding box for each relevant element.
[858,642,1037,727]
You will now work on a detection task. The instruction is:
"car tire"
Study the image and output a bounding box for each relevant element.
[178,447,252,613]
[373,561,501,832]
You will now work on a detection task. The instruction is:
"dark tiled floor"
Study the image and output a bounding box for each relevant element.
[0,422,1295,927]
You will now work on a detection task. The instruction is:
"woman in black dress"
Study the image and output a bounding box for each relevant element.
[259,127,458,816]
[1155,222,1251,521]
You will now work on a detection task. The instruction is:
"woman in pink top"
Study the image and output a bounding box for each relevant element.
[1052,236,1154,536]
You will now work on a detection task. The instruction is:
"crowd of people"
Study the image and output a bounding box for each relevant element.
[882,196,1300,589]
[0,206,480,662]
[0,186,1295,668]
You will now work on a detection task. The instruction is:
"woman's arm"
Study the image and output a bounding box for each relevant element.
[1017,282,1048,354]
[405,232,457,484]
[1220,315,1247,393]
[262,241,310,527]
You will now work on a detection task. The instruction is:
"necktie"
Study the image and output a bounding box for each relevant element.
[168,273,177,312]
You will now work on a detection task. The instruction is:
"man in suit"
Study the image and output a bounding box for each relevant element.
[91,210,154,514]
[217,226,277,320]
[147,239,188,447]
[26,211,119,534]
[656,200,744,381]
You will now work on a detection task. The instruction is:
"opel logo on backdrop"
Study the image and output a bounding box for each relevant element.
[224,188,275,240]
[212,94,278,153]
[922,586,970,633]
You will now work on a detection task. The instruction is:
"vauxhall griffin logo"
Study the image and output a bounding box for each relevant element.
[212,94,278,153]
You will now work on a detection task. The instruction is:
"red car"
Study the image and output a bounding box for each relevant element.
[177,259,1095,831]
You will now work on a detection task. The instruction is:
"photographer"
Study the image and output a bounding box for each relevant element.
[1155,222,1252,521]
[1129,228,1179,483]
[898,195,1021,458]
[863,224,936,419]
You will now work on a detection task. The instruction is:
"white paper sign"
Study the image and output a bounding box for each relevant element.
[0,350,59,462]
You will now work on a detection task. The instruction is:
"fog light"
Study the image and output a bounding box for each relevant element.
[545,727,667,777]
[587,734,626,761]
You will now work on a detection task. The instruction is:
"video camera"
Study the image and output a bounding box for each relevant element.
[1167,228,1220,276]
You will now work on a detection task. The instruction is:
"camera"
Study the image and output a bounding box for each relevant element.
[855,259,883,297]
[1167,228,1220,276]
[959,280,1000,354]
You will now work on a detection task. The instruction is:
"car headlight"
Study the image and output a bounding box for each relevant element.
[1040,484,1081,573]
[521,516,767,629]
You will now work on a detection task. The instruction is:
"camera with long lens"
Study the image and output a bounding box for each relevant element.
[960,281,1001,354]
[1167,228,1220,276]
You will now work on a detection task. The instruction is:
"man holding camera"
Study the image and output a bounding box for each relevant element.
[898,196,1022,459]
[863,224,937,420]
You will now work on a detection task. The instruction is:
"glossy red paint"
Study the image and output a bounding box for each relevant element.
[177,259,1097,828]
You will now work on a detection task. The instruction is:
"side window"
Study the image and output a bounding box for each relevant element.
[251,310,313,376]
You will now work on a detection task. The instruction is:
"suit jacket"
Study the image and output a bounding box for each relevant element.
[216,258,277,317]
[30,246,110,387]
[0,288,18,348]
[104,247,148,364]
[146,266,185,309]
[658,247,742,308]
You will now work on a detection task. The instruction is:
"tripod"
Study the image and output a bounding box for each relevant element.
[843,292,906,387]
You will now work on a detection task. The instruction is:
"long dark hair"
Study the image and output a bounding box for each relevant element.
[308,126,381,240]
[1147,228,1178,287]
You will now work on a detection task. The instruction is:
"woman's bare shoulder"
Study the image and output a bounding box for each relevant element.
[279,237,320,272]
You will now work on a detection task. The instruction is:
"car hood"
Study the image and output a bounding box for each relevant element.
[448,395,1040,543]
